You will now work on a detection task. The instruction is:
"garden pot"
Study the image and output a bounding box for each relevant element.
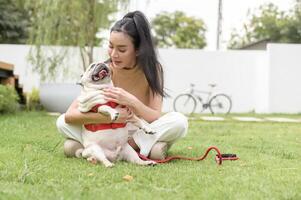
[40,83,80,113]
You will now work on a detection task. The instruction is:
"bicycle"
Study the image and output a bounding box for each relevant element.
[173,83,232,115]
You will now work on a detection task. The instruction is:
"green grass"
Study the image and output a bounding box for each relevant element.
[0,111,300,200]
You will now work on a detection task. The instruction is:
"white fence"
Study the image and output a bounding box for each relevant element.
[0,44,301,113]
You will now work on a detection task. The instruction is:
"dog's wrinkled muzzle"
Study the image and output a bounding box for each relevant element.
[92,64,109,81]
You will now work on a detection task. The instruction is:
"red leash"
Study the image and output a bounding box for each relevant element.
[137,146,239,165]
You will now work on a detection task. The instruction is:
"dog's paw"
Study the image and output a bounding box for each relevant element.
[146,130,156,135]
[111,112,119,121]
[142,160,157,166]
[141,127,156,135]
[104,161,115,168]
[137,160,158,166]
[87,157,98,165]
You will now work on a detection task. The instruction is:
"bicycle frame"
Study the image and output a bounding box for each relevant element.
[188,84,214,106]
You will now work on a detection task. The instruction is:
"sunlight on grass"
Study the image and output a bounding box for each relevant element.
[0,111,300,199]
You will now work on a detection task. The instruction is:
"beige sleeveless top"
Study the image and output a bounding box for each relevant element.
[111,65,150,106]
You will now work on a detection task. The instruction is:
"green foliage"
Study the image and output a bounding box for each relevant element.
[27,0,118,47]
[26,87,41,111]
[26,0,129,81]
[0,85,19,113]
[287,1,301,42]
[0,0,30,44]
[151,11,207,49]
[229,1,301,49]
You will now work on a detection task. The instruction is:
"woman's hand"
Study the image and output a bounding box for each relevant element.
[103,87,138,108]
[114,105,133,123]
[103,86,162,123]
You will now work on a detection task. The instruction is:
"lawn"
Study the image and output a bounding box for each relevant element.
[0,111,300,200]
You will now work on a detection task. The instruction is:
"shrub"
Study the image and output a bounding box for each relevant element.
[0,85,19,113]
[26,87,42,111]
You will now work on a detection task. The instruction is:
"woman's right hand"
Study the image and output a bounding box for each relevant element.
[113,105,133,123]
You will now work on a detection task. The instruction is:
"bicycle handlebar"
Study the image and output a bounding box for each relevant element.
[190,83,217,88]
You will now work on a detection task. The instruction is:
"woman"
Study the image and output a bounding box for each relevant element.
[56,11,188,160]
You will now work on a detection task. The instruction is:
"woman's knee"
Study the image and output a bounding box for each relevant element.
[164,112,189,137]
[56,114,83,143]
[56,114,66,132]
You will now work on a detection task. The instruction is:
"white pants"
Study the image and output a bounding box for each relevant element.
[56,112,188,156]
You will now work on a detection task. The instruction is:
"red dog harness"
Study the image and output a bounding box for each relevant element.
[84,102,126,132]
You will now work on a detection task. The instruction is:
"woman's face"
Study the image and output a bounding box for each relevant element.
[108,31,137,69]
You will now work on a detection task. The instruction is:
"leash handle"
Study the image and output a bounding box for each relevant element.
[217,154,239,161]
[138,146,226,165]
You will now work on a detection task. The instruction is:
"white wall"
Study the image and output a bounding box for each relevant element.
[160,49,266,113]
[0,44,300,113]
[254,51,269,113]
[267,44,301,113]
[0,45,39,92]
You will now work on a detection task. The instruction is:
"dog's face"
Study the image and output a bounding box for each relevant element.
[80,62,111,87]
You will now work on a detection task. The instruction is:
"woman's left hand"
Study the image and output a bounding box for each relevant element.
[103,87,138,108]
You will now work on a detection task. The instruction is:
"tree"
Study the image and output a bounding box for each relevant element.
[27,0,129,80]
[0,0,30,44]
[151,11,207,49]
[285,0,301,43]
[228,1,301,49]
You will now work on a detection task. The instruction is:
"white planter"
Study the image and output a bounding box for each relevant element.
[40,83,80,113]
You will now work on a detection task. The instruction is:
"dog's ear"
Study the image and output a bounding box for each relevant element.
[76,81,83,87]
[76,74,83,87]
[88,63,96,71]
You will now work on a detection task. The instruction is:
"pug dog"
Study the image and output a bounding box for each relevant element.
[76,62,156,167]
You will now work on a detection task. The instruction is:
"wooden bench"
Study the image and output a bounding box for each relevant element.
[0,61,25,104]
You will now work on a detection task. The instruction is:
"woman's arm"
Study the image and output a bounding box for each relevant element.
[64,99,130,125]
[103,88,162,123]
[130,93,162,122]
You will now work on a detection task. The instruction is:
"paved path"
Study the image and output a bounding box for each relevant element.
[189,116,301,123]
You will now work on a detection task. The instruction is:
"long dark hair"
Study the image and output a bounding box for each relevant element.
[110,11,166,97]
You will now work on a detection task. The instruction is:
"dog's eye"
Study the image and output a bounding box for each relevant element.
[80,74,83,77]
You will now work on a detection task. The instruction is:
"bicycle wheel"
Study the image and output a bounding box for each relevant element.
[173,94,197,115]
[209,94,232,114]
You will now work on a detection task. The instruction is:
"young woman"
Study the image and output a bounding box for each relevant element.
[56,11,188,159]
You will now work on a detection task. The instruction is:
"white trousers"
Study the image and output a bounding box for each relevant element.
[56,112,188,156]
